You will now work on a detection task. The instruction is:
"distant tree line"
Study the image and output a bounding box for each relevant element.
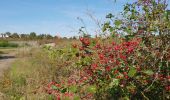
[0,32,54,40]
[0,32,78,40]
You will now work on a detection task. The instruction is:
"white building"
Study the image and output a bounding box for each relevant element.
[0,34,9,38]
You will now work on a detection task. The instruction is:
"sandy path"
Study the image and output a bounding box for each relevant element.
[0,47,35,77]
[0,51,17,99]
[0,53,16,77]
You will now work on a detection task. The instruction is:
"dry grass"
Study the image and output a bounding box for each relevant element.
[0,48,57,99]
[0,40,79,100]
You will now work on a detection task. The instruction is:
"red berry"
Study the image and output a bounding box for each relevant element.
[56,95,61,100]
[123,72,127,75]
[125,75,129,79]
[79,47,84,51]
[83,77,88,80]
[126,66,129,70]
[95,44,101,49]
[106,66,111,71]
[91,64,98,70]
[116,60,120,65]
[114,45,121,51]
[165,86,170,91]
[80,37,84,41]
[136,66,141,71]
[112,42,116,45]
[114,70,119,74]
[55,84,61,87]
[116,75,122,79]
[83,38,90,46]
[167,76,170,79]
[99,54,104,60]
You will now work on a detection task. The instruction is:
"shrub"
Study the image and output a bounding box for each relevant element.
[45,0,170,99]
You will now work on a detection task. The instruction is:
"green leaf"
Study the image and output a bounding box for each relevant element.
[128,67,137,77]
[69,86,77,93]
[143,70,154,75]
[51,85,58,90]
[122,96,130,100]
[74,96,81,100]
[126,84,136,91]
[110,27,114,32]
[64,97,70,100]
[97,70,102,75]
[125,28,131,34]
[48,95,55,100]
[109,78,119,87]
[87,85,96,93]
[91,40,96,46]
[102,26,107,32]
[106,13,114,19]
[102,22,110,32]
[114,20,122,26]
[167,10,170,15]
[61,88,67,93]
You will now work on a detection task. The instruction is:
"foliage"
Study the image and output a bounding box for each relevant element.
[0,40,18,48]
[0,0,169,99]
[0,32,54,40]
[0,48,59,99]
[45,0,170,99]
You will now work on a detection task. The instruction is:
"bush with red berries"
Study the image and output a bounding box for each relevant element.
[45,0,170,99]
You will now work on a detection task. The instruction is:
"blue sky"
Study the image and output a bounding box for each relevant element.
[0,0,169,37]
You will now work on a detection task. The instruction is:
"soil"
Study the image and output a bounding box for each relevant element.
[0,52,16,77]
[0,52,17,99]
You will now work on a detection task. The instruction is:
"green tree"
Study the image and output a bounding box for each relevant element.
[5,32,11,37]
[20,34,28,39]
[29,32,37,39]
[46,34,53,39]
[37,34,45,39]
[11,33,19,38]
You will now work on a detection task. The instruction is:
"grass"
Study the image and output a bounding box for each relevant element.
[0,51,4,55]
[0,48,18,58]
[0,40,18,48]
[0,48,17,53]
[0,48,15,58]
[0,40,79,99]
[0,48,57,99]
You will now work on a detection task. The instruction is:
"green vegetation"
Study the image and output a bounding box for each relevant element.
[0,48,55,99]
[0,51,3,54]
[0,0,170,99]
[0,40,18,48]
[0,32,77,41]
[0,40,78,99]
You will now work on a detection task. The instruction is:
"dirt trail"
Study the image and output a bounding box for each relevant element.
[0,51,17,99]
[0,52,16,77]
[0,47,36,77]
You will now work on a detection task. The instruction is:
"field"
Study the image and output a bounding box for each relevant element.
[0,40,18,48]
[0,40,80,99]
[0,0,170,100]
[0,36,169,100]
